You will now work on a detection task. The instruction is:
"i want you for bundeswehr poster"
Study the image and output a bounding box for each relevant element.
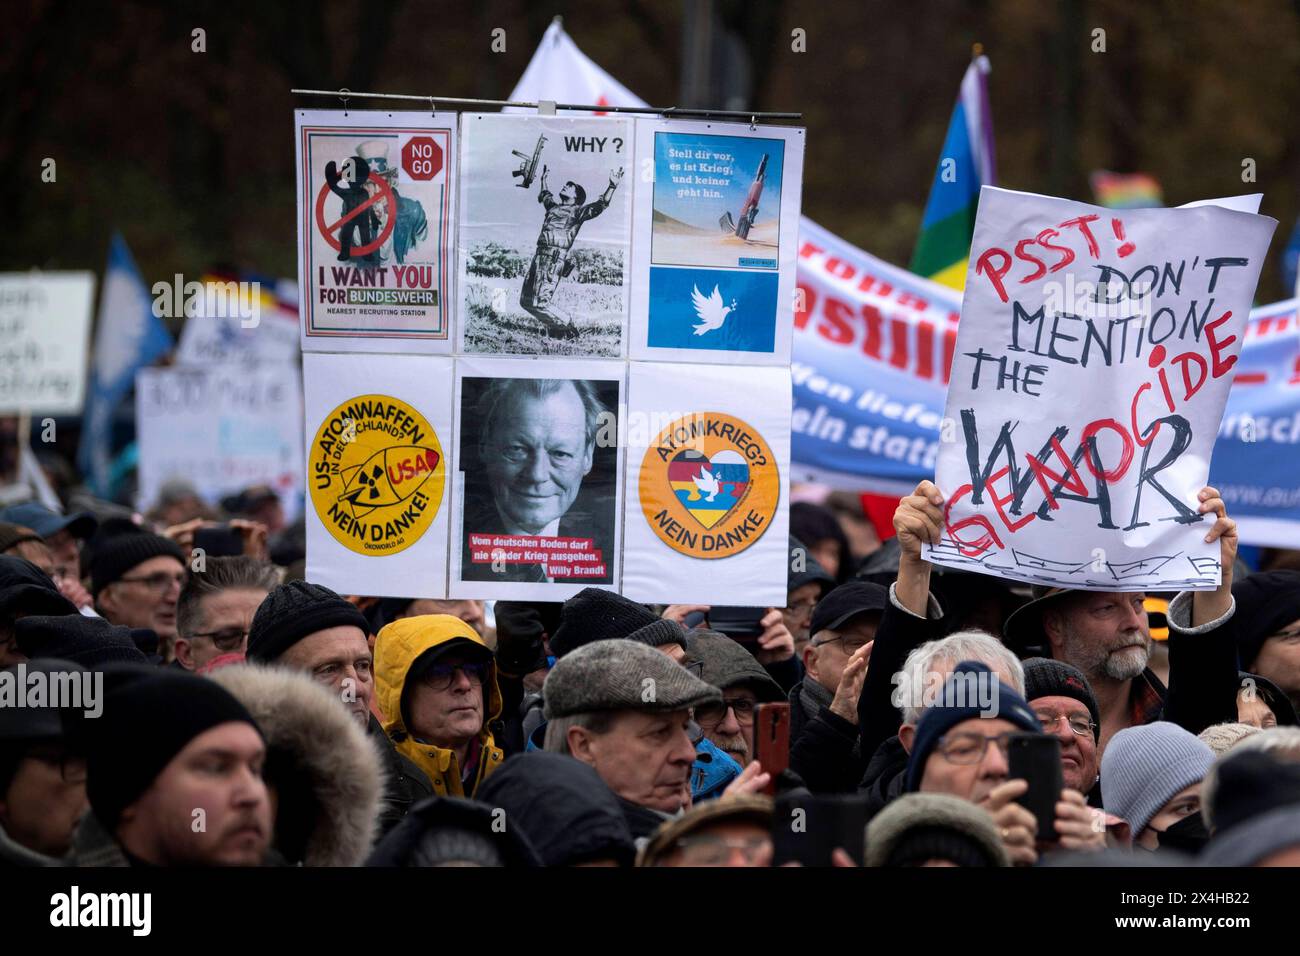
[295,110,457,354]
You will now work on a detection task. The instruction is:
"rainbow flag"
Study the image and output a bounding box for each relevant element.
[1090,170,1163,209]
[909,55,997,291]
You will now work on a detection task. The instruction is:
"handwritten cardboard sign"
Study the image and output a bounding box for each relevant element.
[925,187,1276,591]
[136,365,304,520]
[0,273,93,415]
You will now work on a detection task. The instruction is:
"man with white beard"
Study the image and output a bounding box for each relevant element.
[1002,488,1241,755]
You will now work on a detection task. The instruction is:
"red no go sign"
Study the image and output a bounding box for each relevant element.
[402,136,443,181]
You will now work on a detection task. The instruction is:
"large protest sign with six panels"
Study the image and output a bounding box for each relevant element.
[924,187,1276,591]
[296,111,801,600]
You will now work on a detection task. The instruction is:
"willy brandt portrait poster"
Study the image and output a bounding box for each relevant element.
[450,356,625,601]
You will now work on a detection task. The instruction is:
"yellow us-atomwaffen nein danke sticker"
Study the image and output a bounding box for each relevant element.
[640,411,779,559]
[309,394,444,556]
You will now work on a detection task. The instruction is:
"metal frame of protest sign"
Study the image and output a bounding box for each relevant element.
[292,96,800,606]
[925,186,1276,591]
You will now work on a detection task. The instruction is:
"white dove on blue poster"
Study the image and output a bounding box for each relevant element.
[690,284,736,336]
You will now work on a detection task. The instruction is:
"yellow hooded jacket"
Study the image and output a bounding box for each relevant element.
[374,614,504,798]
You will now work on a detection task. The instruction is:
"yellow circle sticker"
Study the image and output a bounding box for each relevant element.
[309,394,444,556]
[640,411,779,559]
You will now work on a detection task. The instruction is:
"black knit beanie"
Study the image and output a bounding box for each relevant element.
[788,535,834,594]
[1022,657,1101,742]
[90,531,184,596]
[1232,570,1300,670]
[548,587,658,659]
[16,615,149,669]
[246,580,371,662]
[624,618,690,652]
[84,668,262,827]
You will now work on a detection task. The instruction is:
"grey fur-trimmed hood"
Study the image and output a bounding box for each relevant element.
[211,664,383,866]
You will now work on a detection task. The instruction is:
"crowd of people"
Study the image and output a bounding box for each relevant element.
[1,477,1299,868]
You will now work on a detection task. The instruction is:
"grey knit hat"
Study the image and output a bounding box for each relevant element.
[1100,722,1214,835]
[685,630,783,702]
[625,618,691,653]
[865,793,1009,867]
[543,639,722,719]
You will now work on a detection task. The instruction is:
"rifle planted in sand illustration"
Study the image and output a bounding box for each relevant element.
[719,153,769,240]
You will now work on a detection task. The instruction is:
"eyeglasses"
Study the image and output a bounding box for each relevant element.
[672,835,771,866]
[810,634,870,654]
[694,698,757,728]
[936,731,1026,764]
[27,749,87,785]
[187,627,250,652]
[783,598,817,619]
[119,572,187,594]
[419,661,489,691]
[1034,711,1097,737]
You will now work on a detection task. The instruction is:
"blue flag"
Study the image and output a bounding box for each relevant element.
[78,234,173,496]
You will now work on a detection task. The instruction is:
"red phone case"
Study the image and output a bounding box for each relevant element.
[753,703,790,795]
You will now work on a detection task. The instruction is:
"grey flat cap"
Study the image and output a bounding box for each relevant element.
[543,639,722,719]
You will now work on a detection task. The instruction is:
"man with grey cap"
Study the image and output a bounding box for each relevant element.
[542,638,722,839]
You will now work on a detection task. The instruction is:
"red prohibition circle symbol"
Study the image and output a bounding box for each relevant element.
[315,172,397,258]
